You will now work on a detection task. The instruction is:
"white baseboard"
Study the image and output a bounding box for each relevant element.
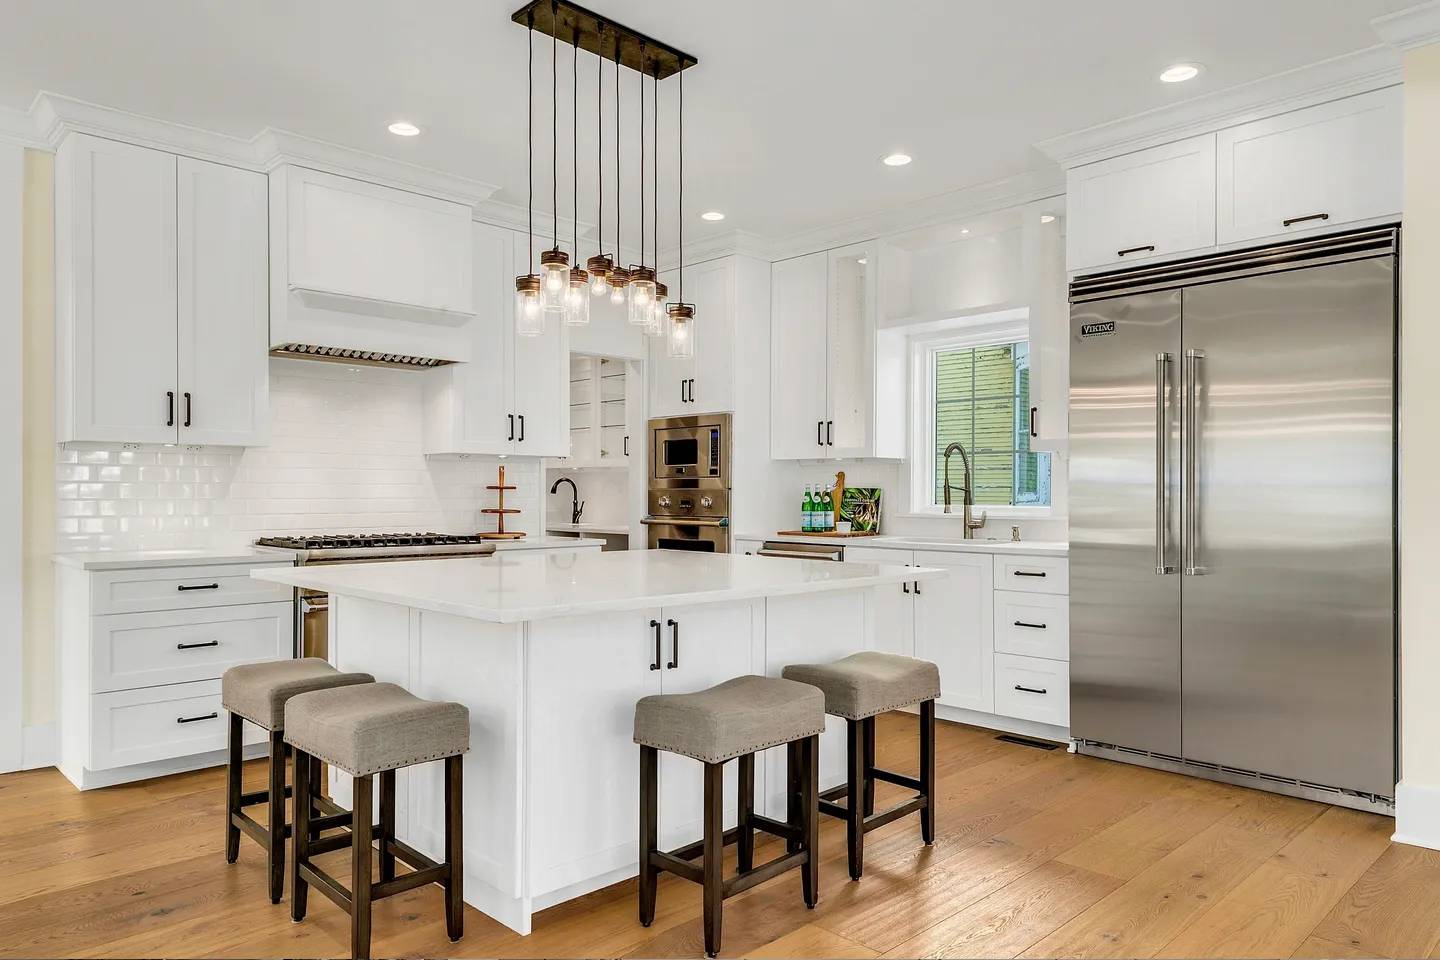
[21,722,56,769]
[57,742,267,791]
[1394,779,1440,849]
[934,703,1070,744]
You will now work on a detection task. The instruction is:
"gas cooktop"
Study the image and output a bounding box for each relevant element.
[255,532,498,564]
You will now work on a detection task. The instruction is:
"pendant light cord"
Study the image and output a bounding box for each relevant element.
[639,41,646,270]
[652,60,658,283]
[550,0,558,250]
[678,58,684,303]
[614,40,621,263]
[527,9,534,268]
[596,23,603,259]
[572,24,578,257]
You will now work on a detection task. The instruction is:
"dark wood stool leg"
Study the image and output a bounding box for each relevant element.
[862,715,876,817]
[308,755,323,840]
[801,734,820,908]
[267,730,286,903]
[225,713,242,864]
[378,770,396,883]
[444,755,464,942]
[736,752,755,873]
[638,745,658,927]
[785,740,800,854]
[351,774,373,960]
[702,760,724,959]
[846,719,864,880]
[920,699,936,845]
[291,747,311,922]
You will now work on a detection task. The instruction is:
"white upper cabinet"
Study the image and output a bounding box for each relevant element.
[56,135,268,446]
[825,243,877,459]
[1216,87,1402,246]
[649,258,737,418]
[1066,134,1217,273]
[424,222,569,457]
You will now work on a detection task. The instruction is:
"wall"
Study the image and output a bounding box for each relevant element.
[0,142,21,770]
[543,464,629,529]
[1396,41,1440,848]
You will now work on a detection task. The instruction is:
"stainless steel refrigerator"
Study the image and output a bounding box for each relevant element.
[1068,227,1397,812]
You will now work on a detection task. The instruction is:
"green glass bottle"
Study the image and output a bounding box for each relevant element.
[802,485,814,532]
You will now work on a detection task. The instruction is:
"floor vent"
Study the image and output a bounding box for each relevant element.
[996,734,1061,751]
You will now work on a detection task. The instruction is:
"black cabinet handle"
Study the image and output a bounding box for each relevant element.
[508,414,515,441]
[649,619,662,670]
[184,392,192,428]
[680,380,687,403]
[1013,620,1048,630]
[1029,406,1037,439]
[624,435,629,456]
[176,640,219,650]
[1117,245,1156,257]
[166,391,175,427]
[1283,212,1330,228]
[1013,685,1048,695]
[176,712,218,724]
[817,421,824,446]
[914,580,922,595]
[1013,570,1047,578]
[902,580,910,594]
[518,414,525,442]
[826,421,834,446]
[177,583,220,591]
[666,618,679,669]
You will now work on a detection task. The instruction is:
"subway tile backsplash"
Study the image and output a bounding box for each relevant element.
[54,359,539,552]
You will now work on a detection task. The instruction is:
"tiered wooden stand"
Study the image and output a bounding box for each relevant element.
[480,465,527,540]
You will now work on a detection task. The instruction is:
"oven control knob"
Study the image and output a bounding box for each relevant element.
[657,495,672,509]
[700,496,714,509]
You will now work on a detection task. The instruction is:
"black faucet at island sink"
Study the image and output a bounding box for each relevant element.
[549,476,585,525]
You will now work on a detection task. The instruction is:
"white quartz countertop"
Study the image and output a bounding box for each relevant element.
[53,548,294,570]
[545,522,631,536]
[490,535,606,550]
[735,532,1069,557]
[252,549,944,624]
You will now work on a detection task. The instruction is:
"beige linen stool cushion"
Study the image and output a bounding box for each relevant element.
[283,682,470,777]
[782,652,940,720]
[221,657,375,731]
[633,675,824,764]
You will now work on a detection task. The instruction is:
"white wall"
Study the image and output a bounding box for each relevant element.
[0,141,21,771]
[543,464,629,527]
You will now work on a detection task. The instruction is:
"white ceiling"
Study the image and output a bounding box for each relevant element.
[0,0,1413,242]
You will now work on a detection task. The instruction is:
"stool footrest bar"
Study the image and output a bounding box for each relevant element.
[297,861,352,913]
[819,783,848,802]
[386,837,439,873]
[749,814,801,843]
[240,784,292,807]
[309,811,353,833]
[667,825,741,862]
[372,864,448,901]
[873,768,922,791]
[723,850,809,898]
[650,850,704,884]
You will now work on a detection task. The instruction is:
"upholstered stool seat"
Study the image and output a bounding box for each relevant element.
[634,675,825,764]
[634,675,824,959]
[285,682,469,960]
[220,658,374,904]
[783,652,940,881]
[782,651,940,720]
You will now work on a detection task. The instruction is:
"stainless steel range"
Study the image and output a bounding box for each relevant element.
[255,532,499,658]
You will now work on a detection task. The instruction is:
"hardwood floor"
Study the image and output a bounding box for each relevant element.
[0,713,1426,959]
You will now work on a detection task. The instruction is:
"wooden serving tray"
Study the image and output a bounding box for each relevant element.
[478,532,527,540]
[775,530,881,538]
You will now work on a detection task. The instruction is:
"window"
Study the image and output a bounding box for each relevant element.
[923,338,1051,510]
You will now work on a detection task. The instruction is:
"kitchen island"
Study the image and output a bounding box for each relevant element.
[253,549,941,934]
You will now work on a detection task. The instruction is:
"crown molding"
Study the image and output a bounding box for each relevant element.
[1037,44,1402,170]
[0,102,46,149]
[1374,2,1440,52]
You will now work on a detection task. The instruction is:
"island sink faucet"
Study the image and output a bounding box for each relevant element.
[941,441,988,539]
[549,476,584,525]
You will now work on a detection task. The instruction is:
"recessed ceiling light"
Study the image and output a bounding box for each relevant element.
[882,153,912,167]
[1159,63,1202,84]
[388,121,421,137]
[1040,214,1057,224]
[960,228,970,235]
[701,210,726,221]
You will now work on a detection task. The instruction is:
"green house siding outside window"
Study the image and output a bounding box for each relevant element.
[932,342,1051,507]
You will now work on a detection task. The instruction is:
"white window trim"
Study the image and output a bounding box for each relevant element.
[905,315,1053,519]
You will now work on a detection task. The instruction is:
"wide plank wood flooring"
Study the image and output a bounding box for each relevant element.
[0,713,1426,959]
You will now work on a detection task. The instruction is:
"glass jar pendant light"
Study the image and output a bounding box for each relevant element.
[668,57,695,358]
[540,2,568,316]
[515,8,544,336]
[628,41,655,324]
[587,23,612,298]
[644,60,665,337]
[564,24,589,325]
[667,303,695,358]
[607,36,629,307]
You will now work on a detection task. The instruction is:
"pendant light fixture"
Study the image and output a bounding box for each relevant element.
[586,22,612,297]
[564,24,589,325]
[627,41,656,325]
[607,36,629,307]
[539,0,569,314]
[668,57,695,359]
[515,8,544,336]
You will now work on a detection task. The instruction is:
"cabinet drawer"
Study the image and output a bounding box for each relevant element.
[91,562,293,615]
[89,679,264,771]
[91,602,293,694]
[994,654,1069,727]
[994,555,1069,595]
[994,591,1069,661]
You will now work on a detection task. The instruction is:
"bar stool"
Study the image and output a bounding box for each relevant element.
[284,682,469,960]
[221,658,374,903]
[633,675,825,959]
[783,652,940,880]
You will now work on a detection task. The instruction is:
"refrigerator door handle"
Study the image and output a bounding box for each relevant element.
[1156,352,1175,575]
[1184,348,1206,576]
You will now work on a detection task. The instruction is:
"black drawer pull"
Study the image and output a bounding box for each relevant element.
[176,712,218,724]
[183,391,192,428]
[1282,212,1330,228]
[1013,685,1048,695]
[649,619,662,671]
[177,583,220,591]
[1012,570,1047,578]
[666,619,679,670]
[166,391,175,427]
[1117,244,1156,257]
[176,640,219,650]
[1013,620,1048,630]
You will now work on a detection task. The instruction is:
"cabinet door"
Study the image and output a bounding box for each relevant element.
[177,158,269,446]
[657,600,756,847]
[527,610,662,896]
[648,268,696,418]
[58,135,178,443]
[465,223,519,453]
[686,259,735,413]
[826,242,876,458]
[846,547,916,656]
[511,231,570,456]
[1067,134,1217,273]
[912,550,994,712]
[1217,87,1402,246]
[770,252,829,459]
[1023,199,1069,448]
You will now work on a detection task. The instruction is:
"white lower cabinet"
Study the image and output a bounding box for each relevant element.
[994,591,1069,661]
[993,653,1069,727]
[847,546,915,657]
[914,551,996,714]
